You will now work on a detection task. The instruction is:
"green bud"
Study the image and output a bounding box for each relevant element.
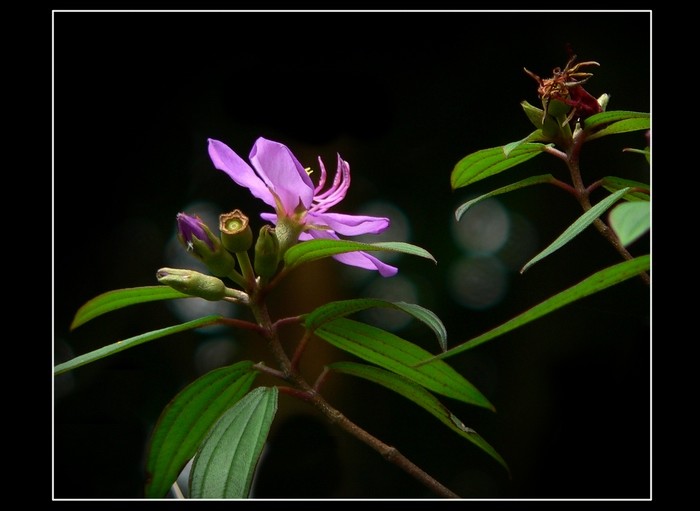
[219,209,253,253]
[193,223,238,277]
[254,225,280,278]
[156,267,226,301]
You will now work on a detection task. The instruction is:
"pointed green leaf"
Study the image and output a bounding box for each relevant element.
[455,174,555,221]
[71,286,190,330]
[314,318,493,410]
[53,315,223,375]
[145,362,258,498]
[283,239,436,271]
[417,254,649,364]
[583,111,650,142]
[608,202,650,247]
[189,386,278,499]
[502,131,551,156]
[600,176,649,202]
[520,187,631,273]
[302,298,448,352]
[327,361,509,474]
[451,143,549,190]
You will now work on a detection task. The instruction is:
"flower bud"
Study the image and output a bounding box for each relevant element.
[176,213,237,277]
[254,225,280,278]
[156,267,226,301]
[219,209,253,253]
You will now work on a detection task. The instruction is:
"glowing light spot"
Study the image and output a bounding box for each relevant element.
[448,255,508,310]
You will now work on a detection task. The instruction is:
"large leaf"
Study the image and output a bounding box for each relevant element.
[455,174,555,221]
[328,361,509,474]
[608,202,650,247]
[520,187,630,273]
[451,143,549,190]
[189,386,278,499]
[71,286,190,330]
[53,315,223,375]
[583,111,650,142]
[313,318,493,410]
[283,239,436,271]
[145,362,258,498]
[417,254,650,365]
[302,298,448,352]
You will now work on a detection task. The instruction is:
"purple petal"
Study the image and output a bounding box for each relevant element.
[305,230,398,277]
[309,211,390,236]
[208,139,275,208]
[249,138,314,215]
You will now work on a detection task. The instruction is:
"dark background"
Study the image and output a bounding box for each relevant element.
[53,10,651,499]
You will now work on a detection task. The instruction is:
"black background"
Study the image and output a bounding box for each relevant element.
[53,10,651,499]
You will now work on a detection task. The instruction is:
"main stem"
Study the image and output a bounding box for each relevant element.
[248,295,460,499]
[567,134,650,285]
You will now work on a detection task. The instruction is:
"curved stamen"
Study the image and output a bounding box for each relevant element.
[311,154,351,214]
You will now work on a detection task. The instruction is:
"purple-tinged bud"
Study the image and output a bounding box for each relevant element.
[156,267,226,301]
[177,213,215,254]
[219,209,253,253]
[176,212,237,277]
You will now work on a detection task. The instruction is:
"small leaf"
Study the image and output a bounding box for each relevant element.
[417,254,650,364]
[608,202,650,247]
[583,111,650,142]
[314,318,493,410]
[520,187,630,273]
[284,239,436,271]
[451,143,549,190]
[303,298,448,352]
[455,174,555,221]
[600,176,649,202]
[53,315,223,375]
[189,387,278,499]
[328,361,509,474]
[145,362,258,498]
[71,286,190,330]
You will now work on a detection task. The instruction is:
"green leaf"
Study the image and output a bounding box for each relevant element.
[327,361,509,474]
[417,254,649,364]
[608,202,650,247]
[583,111,650,142]
[502,131,551,156]
[189,386,278,499]
[283,239,436,271]
[451,143,550,190]
[520,187,630,273]
[600,176,649,202]
[53,315,223,375]
[145,362,258,498]
[314,318,493,410]
[302,298,448,352]
[455,174,555,221]
[71,286,190,330]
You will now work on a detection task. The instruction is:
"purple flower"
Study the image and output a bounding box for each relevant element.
[208,137,397,276]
